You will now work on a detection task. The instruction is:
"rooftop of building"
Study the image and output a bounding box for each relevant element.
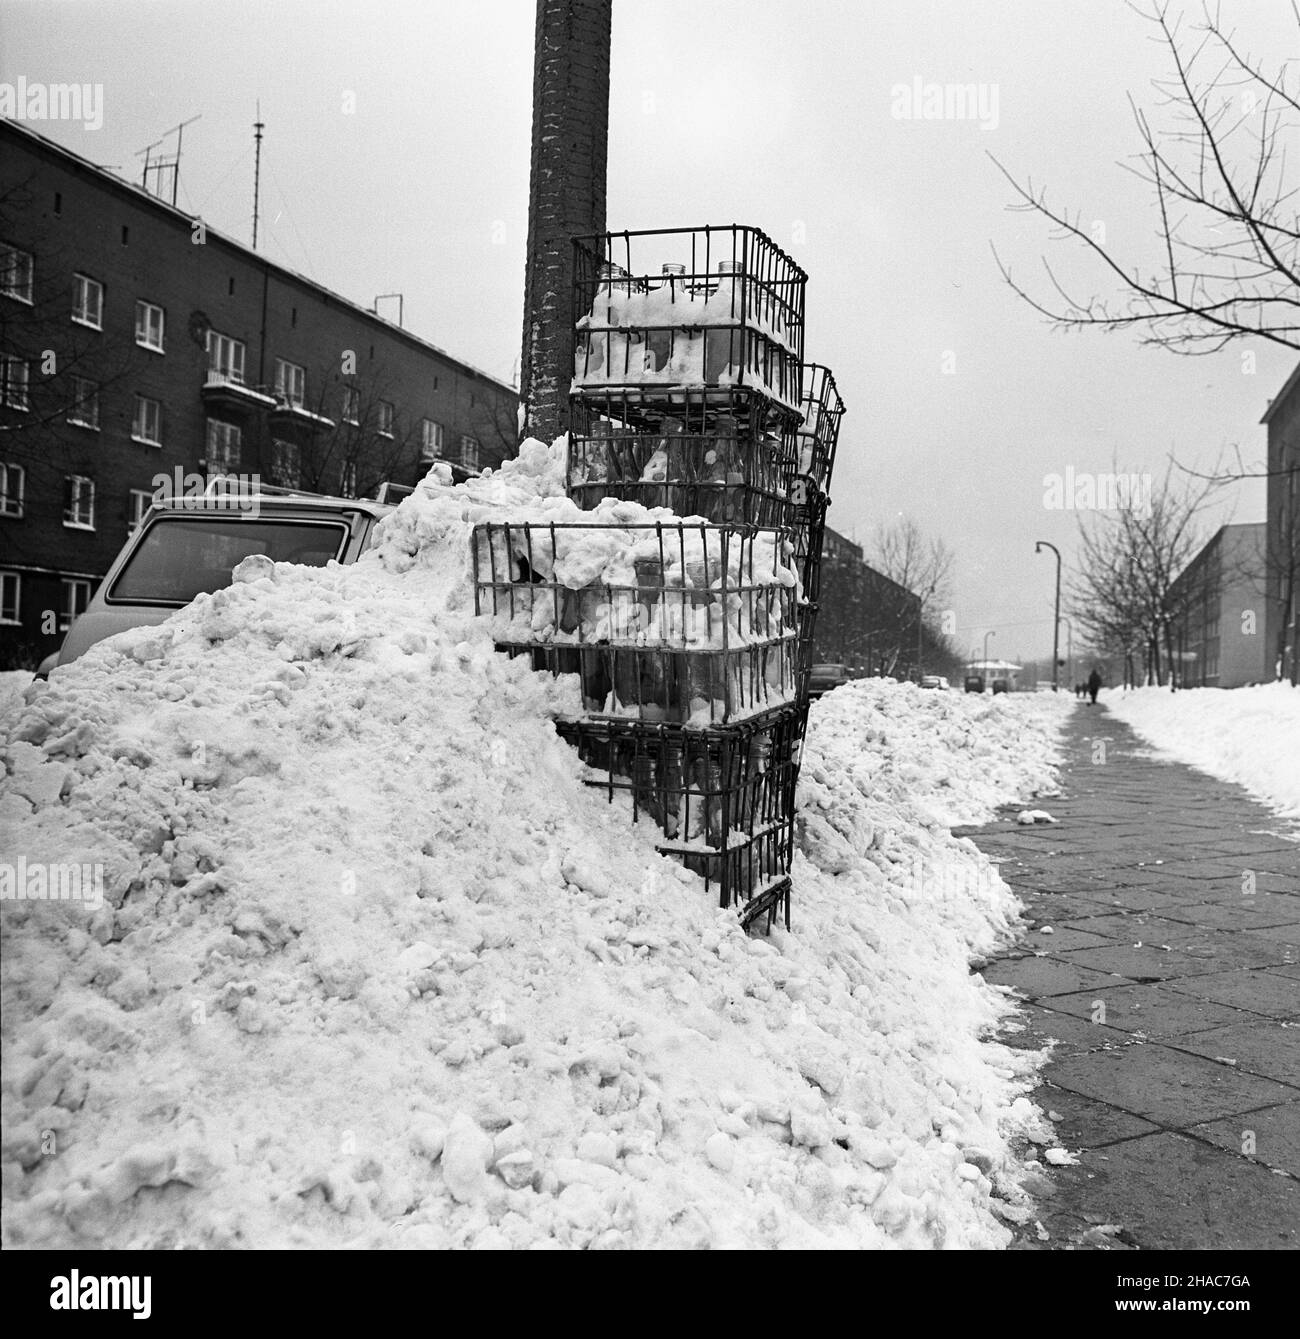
[0,118,518,400]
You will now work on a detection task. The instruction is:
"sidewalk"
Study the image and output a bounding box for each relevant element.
[959,701,1299,1250]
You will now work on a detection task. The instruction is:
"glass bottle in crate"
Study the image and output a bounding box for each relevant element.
[646,263,685,376]
[704,261,745,386]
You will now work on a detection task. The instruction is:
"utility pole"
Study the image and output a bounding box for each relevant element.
[1034,540,1062,692]
[520,0,612,444]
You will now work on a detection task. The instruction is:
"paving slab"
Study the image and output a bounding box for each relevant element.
[969,703,1300,1249]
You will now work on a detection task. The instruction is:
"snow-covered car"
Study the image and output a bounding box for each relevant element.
[808,662,850,698]
[920,675,949,690]
[964,674,984,693]
[37,486,398,677]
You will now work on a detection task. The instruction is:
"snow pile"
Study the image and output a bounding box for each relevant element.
[1103,683,1300,821]
[2,449,1066,1249]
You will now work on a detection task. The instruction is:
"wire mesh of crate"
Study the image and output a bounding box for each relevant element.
[796,364,846,497]
[554,703,805,923]
[567,386,802,529]
[572,226,806,413]
[473,520,803,725]
[790,489,829,606]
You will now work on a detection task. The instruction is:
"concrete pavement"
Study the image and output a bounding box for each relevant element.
[959,702,1299,1250]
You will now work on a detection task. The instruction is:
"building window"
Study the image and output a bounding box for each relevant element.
[67,376,100,430]
[128,488,153,533]
[1,243,34,303]
[72,273,104,329]
[377,400,395,438]
[1,462,24,517]
[60,578,92,631]
[342,386,360,425]
[1,355,28,410]
[420,419,444,461]
[135,300,165,351]
[64,476,95,530]
[339,461,357,498]
[207,330,246,385]
[132,394,163,446]
[270,440,300,488]
[275,358,306,408]
[0,571,19,624]
[459,435,480,471]
[206,419,242,472]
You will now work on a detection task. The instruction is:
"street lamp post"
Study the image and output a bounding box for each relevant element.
[983,629,995,688]
[1034,540,1062,692]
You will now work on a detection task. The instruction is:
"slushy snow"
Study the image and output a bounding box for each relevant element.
[2,441,1071,1248]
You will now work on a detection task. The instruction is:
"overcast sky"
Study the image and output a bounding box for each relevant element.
[3,0,1295,665]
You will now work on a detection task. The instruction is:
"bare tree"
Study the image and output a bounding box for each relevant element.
[991,2,1299,355]
[1069,461,1217,684]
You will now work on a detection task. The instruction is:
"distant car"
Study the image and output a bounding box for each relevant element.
[991,678,1010,694]
[964,675,984,693]
[920,675,949,690]
[808,662,850,698]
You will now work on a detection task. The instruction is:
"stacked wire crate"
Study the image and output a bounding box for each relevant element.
[477,226,844,929]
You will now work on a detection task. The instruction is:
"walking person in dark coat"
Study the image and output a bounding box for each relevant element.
[1087,668,1102,705]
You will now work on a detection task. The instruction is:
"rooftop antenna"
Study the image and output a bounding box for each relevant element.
[134,115,202,205]
[252,105,265,249]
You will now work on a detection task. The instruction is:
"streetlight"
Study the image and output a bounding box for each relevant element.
[983,629,995,686]
[1034,540,1062,692]
[1060,616,1073,690]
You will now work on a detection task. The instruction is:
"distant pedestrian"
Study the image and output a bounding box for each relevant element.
[1087,669,1102,705]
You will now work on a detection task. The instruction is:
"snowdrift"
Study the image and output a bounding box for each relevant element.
[2,443,1069,1248]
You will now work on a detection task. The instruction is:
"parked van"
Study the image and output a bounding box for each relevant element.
[37,484,399,677]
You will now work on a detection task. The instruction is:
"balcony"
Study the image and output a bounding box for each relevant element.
[270,392,335,433]
[201,370,277,414]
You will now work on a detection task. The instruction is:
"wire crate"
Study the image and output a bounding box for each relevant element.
[572,226,806,412]
[790,488,829,605]
[796,364,846,497]
[554,703,805,924]
[474,520,802,725]
[567,387,801,528]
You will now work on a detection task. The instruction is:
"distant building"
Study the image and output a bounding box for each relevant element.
[0,120,518,667]
[814,525,924,677]
[1168,523,1269,687]
[1261,362,1299,683]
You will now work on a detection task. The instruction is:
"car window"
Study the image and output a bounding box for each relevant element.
[108,515,348,604]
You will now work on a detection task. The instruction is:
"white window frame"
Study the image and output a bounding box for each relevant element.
[342,386,360,425]
[1,462,24,518]
[1,244,33,304]
[275,358,306,409]
[0,570,19,624]
[207,330,246,385]
[67,375,100,430]
[128,488,153,534]
[377,400,395,438]
[132,394,163,446]
[64,475,95,530]
[1,355,28,411]
[72,273,104,329]
[60,577,92,631]
[459,434,480,471]
[420,418,444,461]
[135,300,165,352]
[205,418,242,472]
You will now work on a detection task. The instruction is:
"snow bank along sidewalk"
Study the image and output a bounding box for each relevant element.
[1103,684,1300,823]
[3,444,1069,1248]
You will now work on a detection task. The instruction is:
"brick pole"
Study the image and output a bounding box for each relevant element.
[519,0,611,444]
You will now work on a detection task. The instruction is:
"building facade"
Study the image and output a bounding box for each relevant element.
[0,120,518,667]
[813,524,926,677]
[1262,362,1299,684]
[1168,523,1269,688]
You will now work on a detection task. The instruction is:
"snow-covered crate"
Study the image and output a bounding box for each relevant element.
[572,225,807,413]
[554,703,805,926]
[791,488,829,606]
[567,387,801,528]
[796,363,846,496]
